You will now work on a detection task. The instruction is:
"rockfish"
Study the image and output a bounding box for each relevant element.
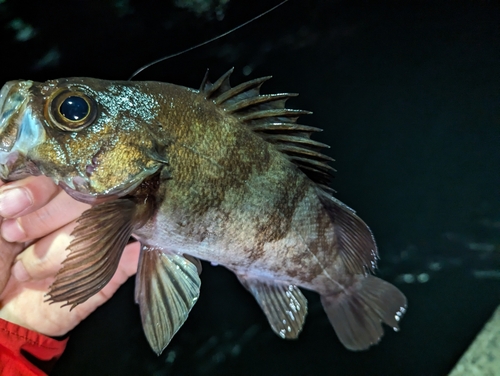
[0,69,406,354]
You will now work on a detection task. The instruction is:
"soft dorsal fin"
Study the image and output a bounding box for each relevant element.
[200,68,335,193]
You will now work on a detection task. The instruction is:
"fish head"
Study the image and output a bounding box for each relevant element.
[0,78,166,203]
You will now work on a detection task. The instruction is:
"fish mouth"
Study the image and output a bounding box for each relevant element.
[0,81,21,126]
[0,81,32,148]
[0,80,44,181]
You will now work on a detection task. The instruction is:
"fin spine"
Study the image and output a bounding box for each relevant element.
[200,69,334,190]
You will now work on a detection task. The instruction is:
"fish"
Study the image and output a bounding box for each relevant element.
[0,69,407,354]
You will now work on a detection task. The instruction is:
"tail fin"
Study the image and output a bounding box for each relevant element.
[321,275,407,351]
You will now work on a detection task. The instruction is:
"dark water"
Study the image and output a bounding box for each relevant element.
[1,0,499,374]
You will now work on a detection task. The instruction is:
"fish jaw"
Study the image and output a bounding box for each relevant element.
[0,80,45,181]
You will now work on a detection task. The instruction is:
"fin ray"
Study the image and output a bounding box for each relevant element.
[263,134,331,149]
[238,276,308,339]
[135,247,201,355]
[46,199,137,308]
[200,67,233,97]
[225,93,296,113]
[276,144,335,161]
[215,76,271,105]
[200,69,334,191]
[248,122,323,133]
[317,188,379,275]
[321,275,407,350]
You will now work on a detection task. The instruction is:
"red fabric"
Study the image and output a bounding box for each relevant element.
[0,319,67,375]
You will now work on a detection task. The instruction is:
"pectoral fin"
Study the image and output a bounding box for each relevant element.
[238,276,308,339]
[46,199,137,309]
[135,246,201,355]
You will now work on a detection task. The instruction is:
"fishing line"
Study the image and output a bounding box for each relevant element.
[128,0,289,80]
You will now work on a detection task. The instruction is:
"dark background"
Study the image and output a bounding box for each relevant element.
[1,0,499,375]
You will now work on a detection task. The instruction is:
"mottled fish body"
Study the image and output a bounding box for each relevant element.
[0,70,406,354]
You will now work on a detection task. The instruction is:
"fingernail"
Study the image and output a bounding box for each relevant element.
[11,260,30,282]
[0,188,33,218]
[1,218,26,242]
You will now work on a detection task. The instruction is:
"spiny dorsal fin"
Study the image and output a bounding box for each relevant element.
[200,68,334,191]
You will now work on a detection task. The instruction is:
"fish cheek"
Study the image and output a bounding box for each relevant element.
[30,137,75,178]
[86,140,160,194]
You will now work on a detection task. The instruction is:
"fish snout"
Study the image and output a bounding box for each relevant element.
[0,80,33,151]
[0,80,45,181]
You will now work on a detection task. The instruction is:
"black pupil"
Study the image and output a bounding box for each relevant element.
[60,96,89,121]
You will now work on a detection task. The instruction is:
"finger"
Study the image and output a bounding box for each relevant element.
[0,219,24,292]
[1,189,90,243]
[2,238,140,338]
[0,242,23,291]
[21,241,141,334]
[85,241,140,306]
[12,222,140,286]
[0,176,60,219]
[10,221,76,282]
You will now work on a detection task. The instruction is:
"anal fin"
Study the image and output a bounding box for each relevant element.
[321,275,407,351]
[238,276,308,339]
[135,246,201,355]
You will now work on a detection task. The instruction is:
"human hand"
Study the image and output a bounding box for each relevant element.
[0,176,140,337]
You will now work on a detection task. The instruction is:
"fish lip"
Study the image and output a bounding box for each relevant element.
[0,80,33,141]
[0,80,45,181]
[0,81,17,113]
[0,81,17,117]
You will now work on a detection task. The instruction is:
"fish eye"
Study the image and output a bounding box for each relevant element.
[46,89,97,131]
[60,96,89,121]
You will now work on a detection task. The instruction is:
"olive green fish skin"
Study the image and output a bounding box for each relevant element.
[102,82,340,292]
[138,128,334,290]
[0,73,407,352]
[1,78,172,200]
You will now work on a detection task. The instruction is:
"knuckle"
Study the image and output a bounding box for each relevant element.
[18,206,53,239]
